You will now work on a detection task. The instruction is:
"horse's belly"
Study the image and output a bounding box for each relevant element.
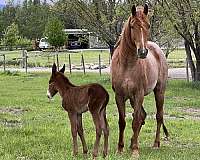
[145,79,157,96]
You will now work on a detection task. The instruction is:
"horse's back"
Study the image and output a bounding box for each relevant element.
[147,41,168,81]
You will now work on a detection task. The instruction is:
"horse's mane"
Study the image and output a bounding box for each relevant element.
[120,17,135,51]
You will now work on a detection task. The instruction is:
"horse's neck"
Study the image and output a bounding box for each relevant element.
[119,35,138,66]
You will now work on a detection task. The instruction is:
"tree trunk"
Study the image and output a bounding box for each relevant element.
[196,60,200,81]
[184,40,195,81]
[109,44,115,58]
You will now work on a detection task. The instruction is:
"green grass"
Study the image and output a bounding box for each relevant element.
[0,72,200,160]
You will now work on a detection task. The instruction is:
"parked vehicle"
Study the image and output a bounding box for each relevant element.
[39,37,50,49]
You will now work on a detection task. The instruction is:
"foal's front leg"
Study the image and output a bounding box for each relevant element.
[68,112,78,156]
[77,114,88,154]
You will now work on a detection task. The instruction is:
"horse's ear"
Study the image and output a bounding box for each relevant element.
[132,5,136,16]
[52,63,57,74]
[59,64,65,73]
[143,4,148,15]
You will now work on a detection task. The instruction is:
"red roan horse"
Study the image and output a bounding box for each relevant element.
[111,4,169,156]
[47,63,109,158]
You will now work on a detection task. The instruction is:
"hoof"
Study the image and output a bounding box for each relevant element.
[103,151,108,158]
[83,149,88,154]
[117,145,124,154]
[153,141,160,149]
[164,136,169,141]
[132,150,139,159]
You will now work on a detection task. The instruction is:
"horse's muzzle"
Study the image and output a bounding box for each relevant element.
[138,48,148,59]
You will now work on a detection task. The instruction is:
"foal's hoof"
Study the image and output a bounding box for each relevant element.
[152,141,160,149]
[103,151,108,158]
[117,147,124,154]
[132,150,139,159]
[83,149,88,154]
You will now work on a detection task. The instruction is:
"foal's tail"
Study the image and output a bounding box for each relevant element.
[162,123,169,139]
[100,91,109,113]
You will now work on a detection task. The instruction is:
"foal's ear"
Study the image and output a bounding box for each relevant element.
[59,64,65,73]
[143,4,148,15]
[132,5,136,16]
[52,63,57,74]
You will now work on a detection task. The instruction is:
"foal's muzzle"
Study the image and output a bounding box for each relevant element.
[138,48,148,59]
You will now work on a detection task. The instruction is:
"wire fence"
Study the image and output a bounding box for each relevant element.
[0,48,198,80]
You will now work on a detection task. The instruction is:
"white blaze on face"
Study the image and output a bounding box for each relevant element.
[47,89,52,99]
[141,27,145,49]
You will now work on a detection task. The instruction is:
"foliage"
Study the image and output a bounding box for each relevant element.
[16,37,32,47]
[15,4,51,40]
[44,17,66,49]
[0,3,17,39]
[157,0,200,81]
[1,23,19,49]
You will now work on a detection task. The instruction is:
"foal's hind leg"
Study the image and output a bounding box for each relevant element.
[77,114,88,154]
[153,84,168,148]
[115,95,126,153]
[91,111,102,158]
[100,108,109,157]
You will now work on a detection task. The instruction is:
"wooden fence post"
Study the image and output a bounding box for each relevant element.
[3,54,5,72]
[81,54,85,75]
[99,53,101,76]
[25,50,28,74]
[56,52,59,70]
[68,54,72,74]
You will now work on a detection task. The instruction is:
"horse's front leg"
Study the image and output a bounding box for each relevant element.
[68,112,78,156]
[130,92,145,157]
[115,94,126,153]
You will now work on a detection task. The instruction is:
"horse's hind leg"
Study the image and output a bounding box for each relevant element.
[91,111,102,158]
[153,83,169,148]
[115,95,126,153]
[77,114,88,154]
[100,108,109,157]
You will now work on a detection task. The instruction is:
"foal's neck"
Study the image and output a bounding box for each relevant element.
[56,75,75,98]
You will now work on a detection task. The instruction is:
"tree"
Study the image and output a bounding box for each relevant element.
[70,0,132,55]
[0,1,17,39]
[15,4,51,40]
[1,23,19,50]
[45,17,66,49]
[45,17,66,69]
[148,1,180,58]
[157,0,200,81]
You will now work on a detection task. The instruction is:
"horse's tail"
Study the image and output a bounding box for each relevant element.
[162,123,169,139]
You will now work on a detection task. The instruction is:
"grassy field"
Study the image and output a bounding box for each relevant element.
[0,72,200,160]
[0,48,194,69]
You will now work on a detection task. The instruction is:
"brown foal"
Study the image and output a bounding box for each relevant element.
[111,4,169,156]
[47,63,109,158]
